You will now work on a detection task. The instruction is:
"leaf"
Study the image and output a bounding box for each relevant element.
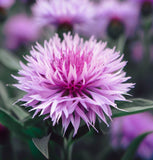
[0,107,30,140]
[121,131,153,160]
[0,81,8,105]
[0,49,20,70]
[32,134,51,159]
[112,98,153,118]
[11,104,30,121]
[0,81,30,121]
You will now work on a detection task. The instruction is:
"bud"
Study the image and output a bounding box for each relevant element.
[0,7,7,22]
[107,18,124,40]
[141,1,153,17]
[57,22,73,39]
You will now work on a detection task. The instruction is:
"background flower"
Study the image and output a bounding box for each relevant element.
[95,0,139,39]
[3,14,41,50]
[0,0,15,9]
[32,0,94,31]
[111,113,153,159]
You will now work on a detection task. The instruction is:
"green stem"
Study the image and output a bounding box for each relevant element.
[62,138,73,160]
[116,35,126,53]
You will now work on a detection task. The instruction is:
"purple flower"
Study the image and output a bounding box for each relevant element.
[0,0,15,9]
[130,0,153,16]
[3,14,41,50]
[95,0,139,39]
[14,33,133,136]
[111,113,153,159]
[32,0,93,29]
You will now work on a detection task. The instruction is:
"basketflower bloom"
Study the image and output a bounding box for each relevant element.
[3,14,41,50]
[32,0,93,33]
[111,113,153,159]
[14,33,133,136]
[95,0,139,39]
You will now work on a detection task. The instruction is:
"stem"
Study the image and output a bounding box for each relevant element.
[62,138,73,160]
[116,35,126,53]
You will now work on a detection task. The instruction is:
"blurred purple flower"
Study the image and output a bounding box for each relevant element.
[111,113,153,159]
[94,0,139,39]
[3,14,41,50]
[0,0,15,9]
[130,0,153,16]
[14,33,133,136]
[32,0,93,29]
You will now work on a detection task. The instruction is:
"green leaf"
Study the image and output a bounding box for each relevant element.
[32,134,51,159]
[11,104,30,121]
[0,49,20,70]
[121,131,153,160]
[0,81,30,121]
[0,107,29,139]
[0,82,8,106]
[112,98,153,118]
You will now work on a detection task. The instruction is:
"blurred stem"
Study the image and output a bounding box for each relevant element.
[108,35,126,54]
[142,26,150,73]
[62,137,73,160]
[116,35,126,53]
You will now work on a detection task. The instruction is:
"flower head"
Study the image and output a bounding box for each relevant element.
[95,0,139,39]
[32,0,93,28]
[14,33,133,136]
[3,14,41,50]
[111,113,153,159]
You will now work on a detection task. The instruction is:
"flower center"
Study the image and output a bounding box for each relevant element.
[62,80,85,96]
[107,18,125,39]
[141,1,153,16]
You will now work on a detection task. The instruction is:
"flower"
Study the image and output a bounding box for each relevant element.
[0,0,15,9]
[111,113,153,159]
[95,0,139,39]
[3,14,41,50]
[14,33,133,136]
[32,0,93,29]
[130,0,153,16]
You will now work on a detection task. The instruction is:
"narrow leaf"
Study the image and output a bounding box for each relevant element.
[0,49,20,70]
[32,134,51,159]
[121,131,153,160]
[0,82,30,121]
[0,82,8,105]
[112,98,153,118]
[0,108,23,129]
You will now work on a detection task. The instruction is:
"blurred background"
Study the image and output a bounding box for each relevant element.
[0,0,153,159]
